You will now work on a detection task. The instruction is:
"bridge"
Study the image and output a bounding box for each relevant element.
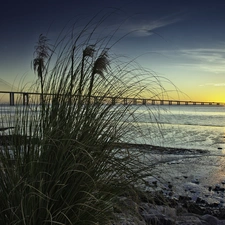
[0,91,224,106]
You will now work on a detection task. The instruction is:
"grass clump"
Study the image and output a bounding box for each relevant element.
[0,12,167,225]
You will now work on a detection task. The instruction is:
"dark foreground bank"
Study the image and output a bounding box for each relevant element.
[1,136,225,224]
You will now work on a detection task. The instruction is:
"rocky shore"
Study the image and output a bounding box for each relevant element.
[113,143,225,224]
[113,200,225,225]
[113,188,225,225]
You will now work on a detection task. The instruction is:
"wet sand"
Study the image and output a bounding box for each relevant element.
[117,143,225,211]
[139,144,225,216]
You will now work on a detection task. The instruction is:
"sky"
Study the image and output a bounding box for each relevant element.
[0,0,225,102]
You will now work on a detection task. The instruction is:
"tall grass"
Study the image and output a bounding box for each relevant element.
[0,12,169,225]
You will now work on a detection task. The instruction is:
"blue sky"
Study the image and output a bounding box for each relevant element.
[1,0,225,102]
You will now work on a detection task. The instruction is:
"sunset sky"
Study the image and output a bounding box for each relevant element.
[0,0,225,102]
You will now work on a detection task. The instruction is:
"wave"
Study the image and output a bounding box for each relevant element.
[129,120,225,128]
[181,122,225,128]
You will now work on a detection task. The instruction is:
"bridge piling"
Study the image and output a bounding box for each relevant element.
[111,97,116,105]
[9,92,14,106]
[23,93,29,106]
[94,96,98,104]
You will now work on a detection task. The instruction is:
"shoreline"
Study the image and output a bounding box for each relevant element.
[113,142,209,154]
[112,142,225,219]
[144,148,225,221]
[0,136,210,154]
[114,142,225,219]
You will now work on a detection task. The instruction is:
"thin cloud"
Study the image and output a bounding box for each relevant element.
[122,14,182,37]
[214,83,225,87]
[199,83,225,87]
[162,47,225,74]
[182,48,225,73]
[179,48,225,63]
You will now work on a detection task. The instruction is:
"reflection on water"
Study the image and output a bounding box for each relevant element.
[1,104,225,151]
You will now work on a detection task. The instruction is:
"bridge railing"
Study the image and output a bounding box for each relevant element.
[0,91,224,106]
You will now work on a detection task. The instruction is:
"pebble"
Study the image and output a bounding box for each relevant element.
[112,189,225,225]
[113,202,225,225]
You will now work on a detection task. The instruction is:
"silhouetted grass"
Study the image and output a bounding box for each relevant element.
[0,11,170,225]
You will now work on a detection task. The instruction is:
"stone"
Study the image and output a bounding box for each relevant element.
[140,203,177,219]
[196,197,207,205]
[113,213,146,225]
[201,214,219,225]
[175,215,202,225]
[142,214,175,225]
[176,205,188,215]
[209,202,219,207]
[179,196,192,202]
[192,179,200,185]
[213,185,225,192]
[184,202,204,215]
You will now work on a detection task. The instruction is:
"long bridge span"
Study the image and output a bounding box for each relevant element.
[0,91,224,106]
